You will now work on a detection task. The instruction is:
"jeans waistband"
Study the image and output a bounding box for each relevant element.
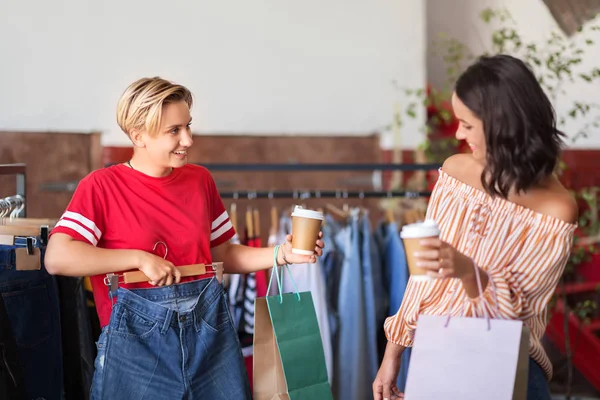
[114,277,222,331]
[0,235,44,250]
[0,236,46,274]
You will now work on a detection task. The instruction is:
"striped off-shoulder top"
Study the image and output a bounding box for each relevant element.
[384,168,577,380]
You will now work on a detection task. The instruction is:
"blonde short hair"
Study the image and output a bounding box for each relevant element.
[116,77,193,136]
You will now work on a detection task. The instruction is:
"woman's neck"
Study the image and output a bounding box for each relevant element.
[126,153,172,178]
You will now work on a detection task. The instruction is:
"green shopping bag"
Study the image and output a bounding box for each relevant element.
[253,247,333,400]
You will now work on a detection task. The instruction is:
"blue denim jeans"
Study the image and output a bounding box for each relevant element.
[528,357,551,400]
[0,237,64,400]
[91,277,251,400]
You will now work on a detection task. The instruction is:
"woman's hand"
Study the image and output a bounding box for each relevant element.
[137,251,181,286]
[414,238,473,280]
[277,232,324,265]
[373,342,404,400]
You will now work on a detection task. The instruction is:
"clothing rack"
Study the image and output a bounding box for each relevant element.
[39,163,441,198]
[219,190,431,199]
[201,162,440,198]
[0,164,26,217]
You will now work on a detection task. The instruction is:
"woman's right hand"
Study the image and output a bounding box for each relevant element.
[373,343,404,400]
[137,251,181,286]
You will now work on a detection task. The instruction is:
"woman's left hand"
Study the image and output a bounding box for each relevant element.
[414,238,472,279]
[278,232,324,265]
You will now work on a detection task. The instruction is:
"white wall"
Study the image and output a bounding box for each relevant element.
[427,0,600,149]
[0,0,426,149]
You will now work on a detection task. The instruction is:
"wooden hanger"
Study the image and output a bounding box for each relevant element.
[0,225,44,236]
[246,207,254,239]
[325,203,349,221]
[121,263,221,284]
[270,206,279,236]
[2,218,57,227]
[230,203,238,233]
[253,208,261,239]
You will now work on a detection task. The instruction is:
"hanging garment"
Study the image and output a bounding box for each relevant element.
[90,277,251,399]
[333,211,372,400]
[358,211,386,379]
[272,214,333,384]
[320,215,343,353]
[0,238,65,400]
[0,292,26,400]
[374,220,411,391]
[225,232,256,392]
[56,276,97,400]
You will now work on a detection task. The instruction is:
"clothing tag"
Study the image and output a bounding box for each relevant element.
[0,235,13,245]
[215,263,223,284]
[106,274,119,295]
[26,237,34,255]
[15,248,41,271]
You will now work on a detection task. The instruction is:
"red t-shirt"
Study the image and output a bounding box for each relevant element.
[50,164,235,327]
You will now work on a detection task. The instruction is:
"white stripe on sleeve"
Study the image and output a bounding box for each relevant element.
[62,211,102,240]
[210,220,233,241]
[211,211,229,230]
[54,219,99,246]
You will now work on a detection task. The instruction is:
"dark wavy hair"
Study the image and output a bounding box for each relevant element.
[455,54,565,198]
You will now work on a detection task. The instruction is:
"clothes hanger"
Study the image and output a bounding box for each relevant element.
[270,205,279,236]
[105,241,223,288]
[253,207,261,240]
[0,198,47,271]
[246,206,254,240]
[230,202,238,233]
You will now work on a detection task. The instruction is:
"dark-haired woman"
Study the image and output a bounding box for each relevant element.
[373,54,578,400]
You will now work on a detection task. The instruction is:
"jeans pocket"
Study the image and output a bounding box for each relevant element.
[199,291,232,333]
[2,284,52,348]
[113,308,159,340]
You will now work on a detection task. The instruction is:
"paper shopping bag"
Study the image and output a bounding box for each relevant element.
[404,314,530,400]
[253,292,333,400]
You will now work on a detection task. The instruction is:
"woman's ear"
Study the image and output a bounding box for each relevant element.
[129,129,146,148]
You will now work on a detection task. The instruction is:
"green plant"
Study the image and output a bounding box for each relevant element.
[395,7,600,163]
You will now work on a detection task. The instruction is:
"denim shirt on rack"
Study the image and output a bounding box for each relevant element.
[333,210,372,400]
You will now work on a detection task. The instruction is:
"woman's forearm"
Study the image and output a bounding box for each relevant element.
[45,233,142,277]
[219,243,284,274]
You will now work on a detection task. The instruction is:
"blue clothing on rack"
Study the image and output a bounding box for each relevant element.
[375,220,411,391]
[359,211,386,381]
[333,212,372,400]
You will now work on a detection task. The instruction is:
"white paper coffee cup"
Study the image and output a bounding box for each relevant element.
[400,219,441,282]
[291,206,324,255]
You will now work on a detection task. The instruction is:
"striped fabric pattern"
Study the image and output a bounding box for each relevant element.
[211,210,233,244]
[384,169,576,380]
[55,211,103,246]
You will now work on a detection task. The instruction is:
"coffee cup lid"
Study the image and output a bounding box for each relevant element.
[400,219,440,239]
[291,205,324,220]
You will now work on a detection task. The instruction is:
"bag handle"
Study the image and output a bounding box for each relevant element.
[443,258,500,330]
[267,245,301,304]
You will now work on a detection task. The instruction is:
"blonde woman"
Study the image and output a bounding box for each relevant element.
[45,77,324,399]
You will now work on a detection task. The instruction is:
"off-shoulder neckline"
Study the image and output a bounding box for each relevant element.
[437,168,577,233]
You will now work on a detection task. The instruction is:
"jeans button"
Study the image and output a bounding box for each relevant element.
[179,315,186,322]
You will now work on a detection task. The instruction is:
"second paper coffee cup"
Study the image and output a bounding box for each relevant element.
[291,206,324,255]
[400,219,441,281]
